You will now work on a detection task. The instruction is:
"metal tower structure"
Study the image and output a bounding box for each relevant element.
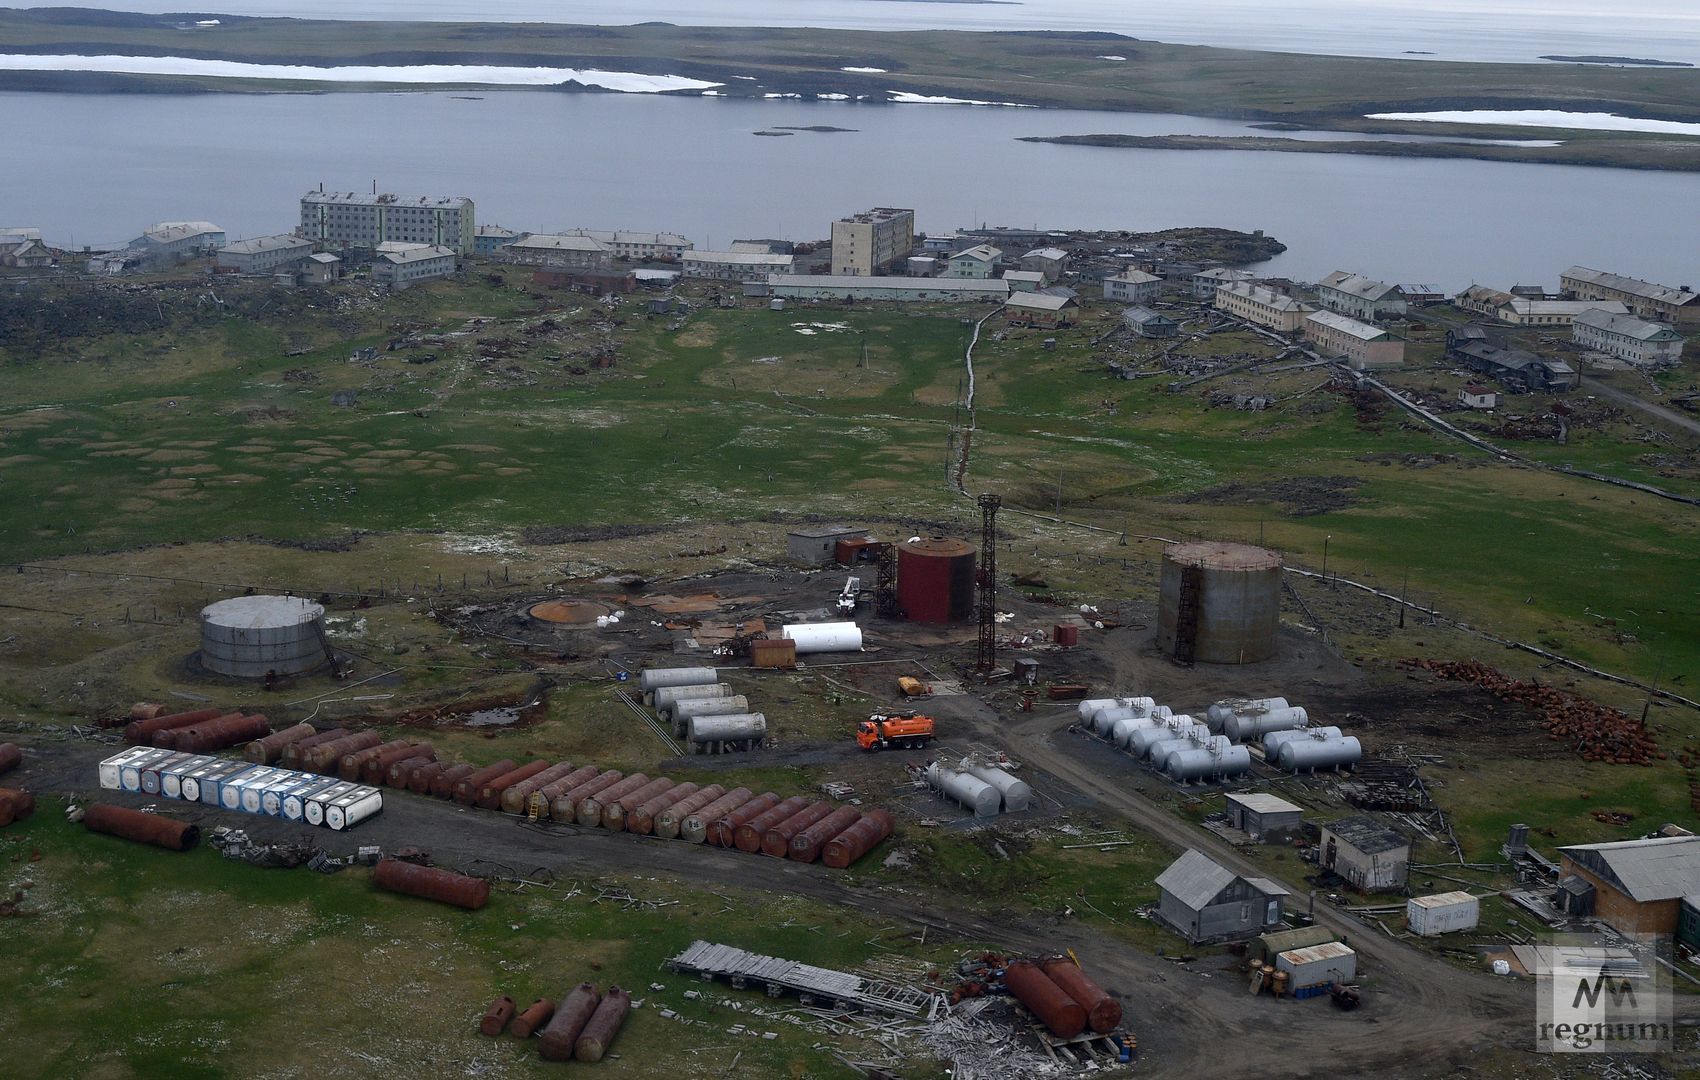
[976,493,1001,673]
[874,542,899,620]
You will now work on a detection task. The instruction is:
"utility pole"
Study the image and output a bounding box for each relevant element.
[1398,568,1409,629]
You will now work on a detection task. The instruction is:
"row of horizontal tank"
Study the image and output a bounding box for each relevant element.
[640,667,767,753]
[1077,694,1360,783]
[98,746,383,830]
[924,759,1032,819]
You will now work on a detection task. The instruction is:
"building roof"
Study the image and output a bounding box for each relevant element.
[1226,792,1304,815]
[302,191,471,209]
[838,207,913,224]
[1122,305,1175,324]
[1461,383,1494,396]
[144,221,222,243]
[770,274,1009,295]
[1195,267,1256,284]
[1218,281,1313,312]
[1156,849,1236,908]
[1397,283,1443,295]
[308,252,341,264]
[1109,269,1163,285]
[1573,308,1684,340]
[1008,292,1076,312]
[1306,309,1388,342]
[1279,941,1355,965]
[0,227,42,241]
[1002,270,1046,284]
[1559,835,1700,902]
[219,234,312,255]
[950,244,1001,263]
[379,245,456,265]
[1320,271,1399,302]
[1502,299,1628,317]
[686,250,795,267]
[1259,926,1337,954]
[566,228,691,248]
[1023,247,1070,261]
[511,233,611,253]
[1458,284,1515,305]
[475,225,519,238]
[1563,265,1698,308]
[788,526,869,539]
[1323,815,1408,855]
[1409,890,1476,909]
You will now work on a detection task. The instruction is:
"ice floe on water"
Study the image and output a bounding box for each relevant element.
[887,91,1037,107]
[841,66,887,73]
[1366,109,1700,136]
[0,53,722,91]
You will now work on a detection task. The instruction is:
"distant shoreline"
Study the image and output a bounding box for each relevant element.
[1541,54,1692,68]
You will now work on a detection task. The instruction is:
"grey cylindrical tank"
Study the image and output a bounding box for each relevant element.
[652,683,732,714]
[1262,726,1342,758]
[1279,735,1362,772]
[1111,715,1160,750]
[1091,704,1151,738]
[668,695,752,736]
[1157,541,1283,665]
[687,713,767,753]
[926,762,1000,818]
[963,764,1031,813]
[199,595,327,679]
[1166,742,1253,782]
[1154,734,1232,773]
[1076,698,1123,723]
[1224,706,1308,743]
[1206,697,1289,733]
[1151,705,1174,721]
[1129,719,1207,760]
[639,667,718,695]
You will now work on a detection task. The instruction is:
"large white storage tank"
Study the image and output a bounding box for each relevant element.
[782,622,863,654]
[926,762,1000,818]
[963,764,1032,813]
[639,667,719,695]
[200,595,329,679]
[1224,706,1308,743]
[1130,718,1207,760]
[1206,697,1289,734]
[1278,734,1362,772]
[1262,726,1343,758]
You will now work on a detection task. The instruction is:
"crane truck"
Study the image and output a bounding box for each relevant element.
[856,712,935,751]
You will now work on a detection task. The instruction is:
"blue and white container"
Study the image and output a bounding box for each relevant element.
[324,786,383,831]
[224,766,281,812]
[161,755,214,800]
[305,781,360,826]
[261,772,317,817]
[175,758,227,802]
[282,777,342,821]
[198,761,256,806]
[100,748,162,791]
[141,753,197,796]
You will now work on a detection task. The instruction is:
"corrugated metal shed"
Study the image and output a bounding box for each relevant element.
[1226,792,1303,815]
[1558,835,1700,902]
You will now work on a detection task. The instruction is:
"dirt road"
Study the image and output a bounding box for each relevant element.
[1582,375,1700,440]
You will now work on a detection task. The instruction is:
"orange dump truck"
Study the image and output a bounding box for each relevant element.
[855,713,935,752]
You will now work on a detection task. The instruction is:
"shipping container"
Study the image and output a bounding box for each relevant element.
[1405,891,1479,936]
[281,777,344,821]
[99,747,160,790]
[198,761,258,807]
[305,781,361,826]
[325,786,383,830]
[1275,942,1356,991]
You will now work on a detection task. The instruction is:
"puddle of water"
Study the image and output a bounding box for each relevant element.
[462,707,521,727]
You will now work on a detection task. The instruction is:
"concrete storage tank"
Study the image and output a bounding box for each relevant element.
[926,762,1000,818]
[1262,726,1342,758]
[1224,706,1308,743]
[1278,734,1362,772]
[896,537,977,623]
[200,595,329,679]
[964,764,1031,813]
[1206,697,1289,733]
[1157,542,1282,665]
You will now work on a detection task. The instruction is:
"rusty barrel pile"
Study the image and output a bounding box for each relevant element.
[1001,956,1124,1040]
[97,746,383,831]
[518,981,630,1064]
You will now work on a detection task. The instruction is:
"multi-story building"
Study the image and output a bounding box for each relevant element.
[681,250,794,280]
[1214,281,1315,332]
[831,207,915,276]
[501,234,615,272]
[215,234,314,275]
[473,225,520,256]
[1304,310,1405,370]
[1562,265,1700,325]
[132,221,226,263]
[1572,308,1686,367]
[1317,271,1407,322]
[371,245,457,290]
[1495,298,1626,327]
[299,191,475,256]
[1455,285,1515,317]
[1002,270,1046,293]
[1191,267,1256,299]
[1104,269,1163,304]
[561,229,693,261]
[1019,247,1070,284]
[946,245,1001,279]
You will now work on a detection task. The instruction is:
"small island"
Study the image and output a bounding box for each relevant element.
[1541,55,1693,67]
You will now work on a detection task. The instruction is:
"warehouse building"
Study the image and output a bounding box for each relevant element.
[132,221,226,263]
[1304,310,1406,370]
[1002,270,1046,293]
[831,207,914,277]
[1556,835,1700,936]
[1122,306,1178,338]
[371,245,457,290]
[1318,271,1407,321]
[1496,298,1627,327]
[1104,269,1164,304]
[503,233,615,272]
[1562,265,1700,325]
[215,234,314,275]
[563,229,693,261]
[768,275,1009,303]
[1156,848,1289,942]
[1320,816,1409,891]
[300,191,475,256]
[683,250,795,280]
[1225,792,1304,843]
[1572,308,1686,367]
[1005,291,1077,329]
[1214,281,1316,332]
[1455,284,1517,317]
[786,526,872,565]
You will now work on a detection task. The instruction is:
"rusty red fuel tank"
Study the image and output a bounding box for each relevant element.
[372,858,490,910]
[821,808,895,870]
[538,983,601,1062]
[83,803,199,850]
[430,763,477,798]
[788,807,862,863]
[0,787,36,827]
[245,722,316,764]
[572,773,650,827]
[733,796,809,853]
[386,755,435,788]
[304,731,381,774]
[1004,961,1087,1039]
[452,760,518,805]
[761,801,835,858]
[152,711,245,749]
[550,770,624,822]
[280,727,348,770]
[510,997,555,1038]
[598,776,676,831]
[342,739,414,781]
[127,702,165,723]
[707,793,780,848]
[0,742,21,777]
[405,761,448,794]
[1041,958,1122,1034]
[363,743,435,785]
[171,713,272,754]
[526,765,599,816]
[479,995,515,1036]
[574,985,631,1062]
[123,707,221,745]
[626,782,699,836]
[679,788,753,844]
[475,760,550,810]
[499,761,579,815]
[652,785,726,840]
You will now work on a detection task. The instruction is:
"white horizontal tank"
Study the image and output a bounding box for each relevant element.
[963,763,1032,813]
[781,621,863,653]
[926,762,1000,818]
